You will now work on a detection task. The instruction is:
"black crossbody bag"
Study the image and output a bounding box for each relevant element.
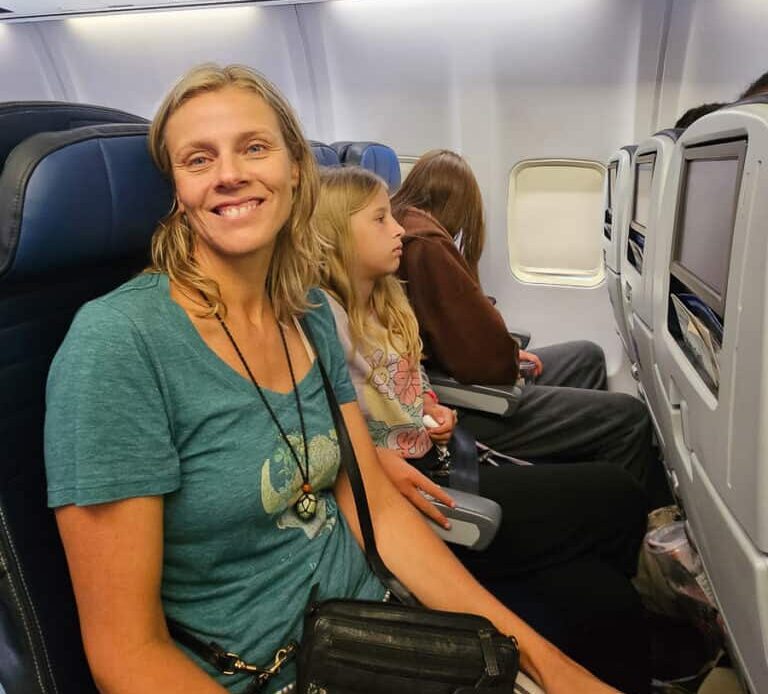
[169,324,521,693]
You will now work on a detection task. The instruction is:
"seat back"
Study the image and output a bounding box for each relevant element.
[603,145,637,361]
[0,123,171,693]
[331,141,402,190]
[309,140,341,167]
[622,129,682,457]
[650,95,768,694]
[0,101,147,172]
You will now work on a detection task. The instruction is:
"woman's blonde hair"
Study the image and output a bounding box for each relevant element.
[316,167,422,364]
[146,63,320,321]
[390,149,485,280]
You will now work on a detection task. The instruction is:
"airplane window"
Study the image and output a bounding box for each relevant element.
[508,159,605,287]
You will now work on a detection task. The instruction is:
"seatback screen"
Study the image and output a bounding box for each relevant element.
[608,164,617,209]
[677,158,740,298]
[633,161,653,228]
[671,138,747,317]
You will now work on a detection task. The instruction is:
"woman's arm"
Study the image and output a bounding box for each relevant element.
[335,402,620,694]
[56,497,228,693]
[376,447,454,528]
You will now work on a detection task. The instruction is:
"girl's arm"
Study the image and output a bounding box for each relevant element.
[335,402,620,694]
[55,497,228,693]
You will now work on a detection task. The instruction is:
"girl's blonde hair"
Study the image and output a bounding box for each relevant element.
[146,63,320,321]
[316,167,422,364]
[390,149,485,280]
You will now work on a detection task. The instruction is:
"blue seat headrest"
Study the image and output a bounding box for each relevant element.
[309,140,341,167]
[0,123,172,283]
[331,141,402,191]
[0,101,147,172]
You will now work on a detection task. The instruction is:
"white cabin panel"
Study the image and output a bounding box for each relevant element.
[0,24,62,100]
[27,6,318,131]
[659,0,768,128]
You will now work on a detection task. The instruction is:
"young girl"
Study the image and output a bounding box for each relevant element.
[316,165,653,694]
[44,65,617,694]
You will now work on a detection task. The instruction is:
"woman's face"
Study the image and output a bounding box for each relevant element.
[164,86,299,263]
[349,185,404,282]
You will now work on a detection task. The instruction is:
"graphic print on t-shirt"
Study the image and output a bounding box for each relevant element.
[260,429,340,539]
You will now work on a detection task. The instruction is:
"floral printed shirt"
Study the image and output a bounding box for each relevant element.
[324,292,433,459]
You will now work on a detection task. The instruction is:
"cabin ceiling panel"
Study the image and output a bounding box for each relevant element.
[0,0,327,21]
[26,5,317,130]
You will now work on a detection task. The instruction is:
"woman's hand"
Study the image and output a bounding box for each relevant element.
[519,349,543,377]
[422,399,457,444]
[376,448,455,528]
[527,641,623,694]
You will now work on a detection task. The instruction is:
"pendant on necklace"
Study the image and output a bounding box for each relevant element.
[295,483,318,521]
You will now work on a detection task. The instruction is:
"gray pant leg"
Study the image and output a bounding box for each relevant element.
[457,384,654,494]
[529,340,607,390]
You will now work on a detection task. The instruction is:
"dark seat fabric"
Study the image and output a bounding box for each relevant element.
[331,141,402,190]
[0,101,147,173]
[0,123,171,693]
[309,140,341,167]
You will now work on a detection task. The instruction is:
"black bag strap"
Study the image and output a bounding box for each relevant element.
[303,318,417,606]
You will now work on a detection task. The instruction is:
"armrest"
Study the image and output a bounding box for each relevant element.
[508,328,531,349]
[424,488,501,551]
[428,371,523,418]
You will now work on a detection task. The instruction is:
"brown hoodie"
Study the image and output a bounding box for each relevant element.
[396,206,519,385]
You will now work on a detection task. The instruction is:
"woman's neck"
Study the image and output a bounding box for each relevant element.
[197,246,273,328]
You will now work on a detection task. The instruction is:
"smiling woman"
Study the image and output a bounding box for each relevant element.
[44,63,621,694]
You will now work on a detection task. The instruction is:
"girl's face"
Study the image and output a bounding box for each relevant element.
[164,86,299,263]
[349,185,405,282]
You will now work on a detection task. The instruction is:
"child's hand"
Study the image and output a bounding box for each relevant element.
[422,402,457,443]
[376,448,455,528]
[519,350,543,377]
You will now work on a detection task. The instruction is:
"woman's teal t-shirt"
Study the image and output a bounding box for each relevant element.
[44,273,385,693]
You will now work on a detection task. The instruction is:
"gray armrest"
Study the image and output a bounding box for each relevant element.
[509,328,531,349]
[429,372,523,418]
[424,488,501,551]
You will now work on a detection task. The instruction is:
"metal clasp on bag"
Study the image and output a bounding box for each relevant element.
[220,641,298,678]
[430,444,452,477]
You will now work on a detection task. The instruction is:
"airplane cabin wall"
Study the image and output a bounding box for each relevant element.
[658,0,768,130]
[1,0,766,381]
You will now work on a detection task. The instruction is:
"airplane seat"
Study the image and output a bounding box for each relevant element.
[0,122,171,693]
[650,94,768,694]
[603,145,637,362]
[309,140,341,167]
[622,128,683,459]
[331,140,402,191]
[0,101,147,172]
